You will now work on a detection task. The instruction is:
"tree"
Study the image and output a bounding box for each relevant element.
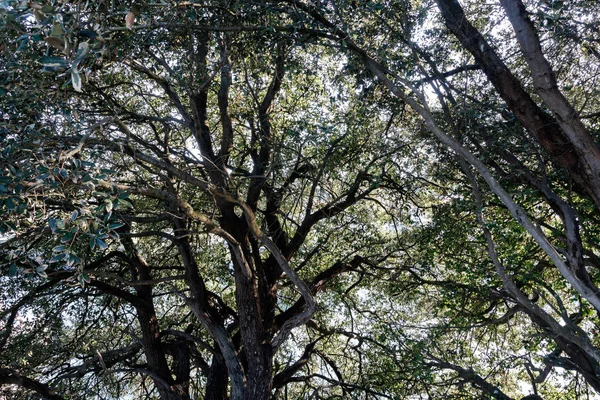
[1,0,600,399]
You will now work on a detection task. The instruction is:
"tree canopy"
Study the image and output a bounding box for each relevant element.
[2,0,600,399]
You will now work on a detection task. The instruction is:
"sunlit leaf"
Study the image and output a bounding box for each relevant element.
[39,56,68,69]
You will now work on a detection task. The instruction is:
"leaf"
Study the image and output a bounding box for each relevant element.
[51,22,65,36]
[71,70,82,92]
[71,210,79,221]
[39,56,68,69]
[72,42,89,71]
[77,29,98,39]
[108,222,125,230]
[33,9,45,22]
[104,199,113,213]
[125,11,135,30]
[82,173,94,182]
[8,263,18,277]
[50,253,67,263]
[44,36,65,51]
[16,202,27,215]
[52,245,68,253]
[61,230,76,243]
[41,4,54,13]
[49,217,57,232]
[95,238,107,250]
[118,199,133,209]
[81,273,91,283]
[43,66,66,73]
[67,253,81,267]
[17,35,29,51]
[5,198,15,212]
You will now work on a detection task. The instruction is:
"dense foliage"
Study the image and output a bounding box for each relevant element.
[1,0,600,399]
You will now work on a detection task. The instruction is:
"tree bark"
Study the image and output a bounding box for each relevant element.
[434,0,600,210]
[205,353,229,400]
[124,238,189,400]
[0,367,64,400]
[499,0,600,207]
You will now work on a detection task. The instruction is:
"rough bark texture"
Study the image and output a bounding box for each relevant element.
[205,354,229,400]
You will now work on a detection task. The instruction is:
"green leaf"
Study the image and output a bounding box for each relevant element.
[61,230,76,243]
[71,70,82,92]
[39,56,69,69]
[51,22,65,36]
[5,198,16,212]
[95,238,107,250]
[72,42,89,71]
[50,253,67,263]
[67,253,81,267]
[78,273,91,285]
[108,222,125,230]
[82,173,94,182]
[77,30,98,39]
[49,217,57,232]
[118,199,133,210]
[16,202,27,215]
[53,245,68,253]
[8,263,18,277]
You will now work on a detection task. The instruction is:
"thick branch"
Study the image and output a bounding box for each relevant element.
[0,367,64,400]
[434,0,600,209]
[500,0,600,204]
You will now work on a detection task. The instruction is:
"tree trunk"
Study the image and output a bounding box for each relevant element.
[205,353,229,400]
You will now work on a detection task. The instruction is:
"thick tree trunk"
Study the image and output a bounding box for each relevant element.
[173,217,247,400]
[121,235,189,400]
[223,213,274,400]
[205,353,229,400]
[131,252,190,400]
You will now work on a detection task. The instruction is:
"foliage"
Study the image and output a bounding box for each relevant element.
[1,0,600,399]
